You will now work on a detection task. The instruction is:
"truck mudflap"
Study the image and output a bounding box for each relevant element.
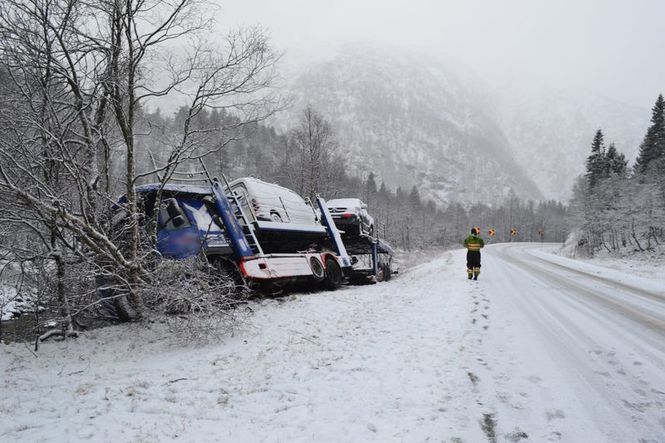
[239,253,339,280]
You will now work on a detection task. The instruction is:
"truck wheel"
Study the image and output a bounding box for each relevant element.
[309,257,326,282]
[323,257,343,290]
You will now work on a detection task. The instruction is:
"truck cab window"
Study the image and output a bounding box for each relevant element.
[158,198,191,230]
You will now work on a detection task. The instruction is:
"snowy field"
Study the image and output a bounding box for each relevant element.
[1,243,664,442]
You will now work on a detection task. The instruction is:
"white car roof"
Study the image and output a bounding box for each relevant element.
[327,198,363,207]
[230,177,305,202]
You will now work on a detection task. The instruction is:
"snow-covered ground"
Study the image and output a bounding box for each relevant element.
[1,243,664,442]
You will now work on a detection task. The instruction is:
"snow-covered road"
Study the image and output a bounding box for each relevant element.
[480,243,665,443]
[1,244,664,442]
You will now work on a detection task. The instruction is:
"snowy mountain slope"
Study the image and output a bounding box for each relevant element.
[497,85,649,200]
[277,45,542,205]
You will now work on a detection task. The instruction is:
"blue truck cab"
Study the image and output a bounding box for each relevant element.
[115,184,231,260]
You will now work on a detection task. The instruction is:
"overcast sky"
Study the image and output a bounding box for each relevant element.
[217,0,665,108]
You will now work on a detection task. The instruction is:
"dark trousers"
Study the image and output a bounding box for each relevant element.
[466,250,481,269]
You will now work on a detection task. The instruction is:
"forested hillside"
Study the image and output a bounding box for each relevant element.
[138,105,571,250]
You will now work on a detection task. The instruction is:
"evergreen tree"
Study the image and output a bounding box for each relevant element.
[606,143,628,176]
[585,129,606,189]
[635,94,665,175]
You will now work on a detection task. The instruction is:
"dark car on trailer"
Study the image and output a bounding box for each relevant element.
[325,198,375,237]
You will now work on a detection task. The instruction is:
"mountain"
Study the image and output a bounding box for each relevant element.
[276,45,542,206]
[497,85,649,201]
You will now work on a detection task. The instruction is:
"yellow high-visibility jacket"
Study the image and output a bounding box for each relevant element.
[463,234,484,252]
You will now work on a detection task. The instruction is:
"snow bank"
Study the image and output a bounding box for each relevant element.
[557,233,665,281]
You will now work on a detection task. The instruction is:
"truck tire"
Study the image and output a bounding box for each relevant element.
[323,257,343,290]
[309,257,326,283]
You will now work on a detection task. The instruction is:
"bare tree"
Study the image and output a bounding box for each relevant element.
[0,0,279,332]
[289,106,337,202]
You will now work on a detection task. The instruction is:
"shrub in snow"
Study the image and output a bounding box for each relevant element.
[139,257,252,338]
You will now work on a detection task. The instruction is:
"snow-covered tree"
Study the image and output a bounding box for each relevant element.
[585,129,607,190]
[634,94,665,176]
[572,98,665,255]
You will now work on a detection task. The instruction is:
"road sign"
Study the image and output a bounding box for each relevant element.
[510,228,518,236]
[474,226,481,235]
[488,228,496,237]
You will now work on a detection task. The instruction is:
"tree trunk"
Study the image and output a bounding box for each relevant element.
[631,220,645,252]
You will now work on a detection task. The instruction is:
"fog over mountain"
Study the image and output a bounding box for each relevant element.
[220,0,664,203]
[276,44,650,204]
[276,46,542,206]
[497,86,649,200]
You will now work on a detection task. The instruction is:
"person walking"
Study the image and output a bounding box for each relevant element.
[463,227,484,280]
